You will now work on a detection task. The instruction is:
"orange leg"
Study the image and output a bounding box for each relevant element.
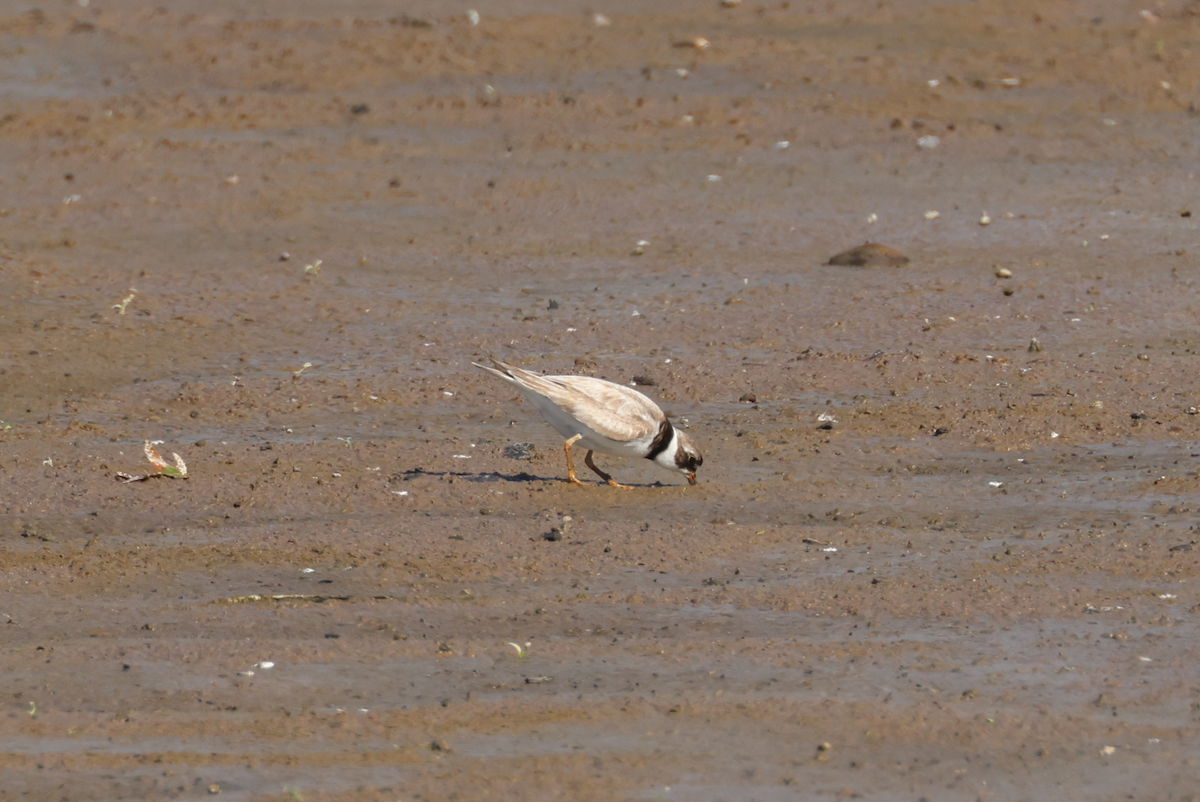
[563,434,587,486]
[585,450,633,489]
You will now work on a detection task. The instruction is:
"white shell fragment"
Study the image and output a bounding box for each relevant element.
[924,210,940,220]
[980,213,992,226]
[917,135,940,149]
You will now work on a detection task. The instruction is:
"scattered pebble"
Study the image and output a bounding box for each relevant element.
[675,36,710,49]
[995,267,1012,278]
[917,135,940,149]
[924,210,940,220]
[979,212,992,226]
[592,13,611,26]
[827,243,910,267]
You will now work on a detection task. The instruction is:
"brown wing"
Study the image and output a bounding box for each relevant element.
[543,375,664,442]
[481,360,663,442]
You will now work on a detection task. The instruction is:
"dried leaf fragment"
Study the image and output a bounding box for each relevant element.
[144,441,188,477]
[117,442,188,482]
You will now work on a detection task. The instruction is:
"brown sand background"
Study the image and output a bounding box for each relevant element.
[3,0,1200,799]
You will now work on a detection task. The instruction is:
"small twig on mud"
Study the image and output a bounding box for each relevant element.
[113,289,136,315]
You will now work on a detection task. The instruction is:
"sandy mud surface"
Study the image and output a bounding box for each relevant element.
[3,0,1200,799]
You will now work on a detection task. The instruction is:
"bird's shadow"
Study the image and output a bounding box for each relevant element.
[398,467,669,488]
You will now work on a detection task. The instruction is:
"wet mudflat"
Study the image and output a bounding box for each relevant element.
[2,0,1200,799]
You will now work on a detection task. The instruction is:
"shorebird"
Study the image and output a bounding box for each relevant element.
[473,358,702,488]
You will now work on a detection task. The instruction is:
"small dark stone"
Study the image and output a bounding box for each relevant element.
[504,442,536,460]
[828,243,910,267]
[394,15,433,27]
[547,299,559,310]
[543,527,563,542]
[324,633,339,639]
[933,427,950,436]
[388,178,401,187]
[1182,211,1192,218]
[631,375,656,386]
[349,103,370,115]
[739,392,757,403]
[817,421,834,430]
[1131,412,1148,420]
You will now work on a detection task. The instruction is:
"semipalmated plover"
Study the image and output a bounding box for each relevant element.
[473,358,702,488]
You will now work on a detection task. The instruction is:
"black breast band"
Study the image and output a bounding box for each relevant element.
[644,420,674,461]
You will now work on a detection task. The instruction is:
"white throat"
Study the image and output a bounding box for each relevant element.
[649,425,681,471]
